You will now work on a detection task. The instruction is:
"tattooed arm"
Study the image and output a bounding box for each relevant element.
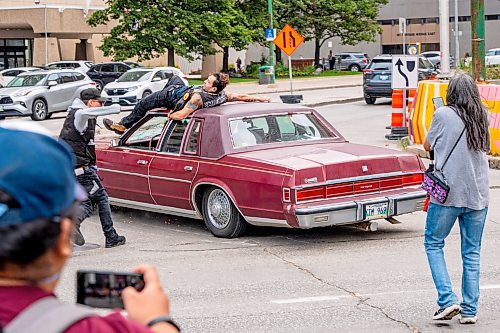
[225,92,271,103]
[168,93,203,120]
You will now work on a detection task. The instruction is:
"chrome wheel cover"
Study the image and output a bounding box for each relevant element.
[34,101,46,118]
[207,189,231,229]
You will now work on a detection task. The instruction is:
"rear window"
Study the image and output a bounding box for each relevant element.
[229,113,334,149]
[367,59,391,70]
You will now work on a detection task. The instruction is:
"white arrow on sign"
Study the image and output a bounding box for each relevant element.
[392,56,419,89]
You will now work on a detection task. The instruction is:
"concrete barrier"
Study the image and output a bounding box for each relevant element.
[408,80,500,156]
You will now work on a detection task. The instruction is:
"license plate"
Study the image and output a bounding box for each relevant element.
[0,106,3,111]
[365,202,388,220]
[111,97,120,103]
[380,75,389,81]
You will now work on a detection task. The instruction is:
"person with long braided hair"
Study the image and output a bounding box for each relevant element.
[423,73,490,324]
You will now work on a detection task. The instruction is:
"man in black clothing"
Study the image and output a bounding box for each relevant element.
[59,88,126,248]
[104,72,270,134]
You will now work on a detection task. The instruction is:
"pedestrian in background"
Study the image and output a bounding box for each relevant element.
[423,73,490,324]
[328,50,335,70]
[236,57,242,72]
[0,127,179,333]
[59,88,126,248]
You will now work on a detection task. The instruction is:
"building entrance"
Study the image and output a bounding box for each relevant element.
[0,39,33,70]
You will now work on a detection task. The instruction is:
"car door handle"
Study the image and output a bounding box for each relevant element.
[137,160,148,165]
[184,166,193,171]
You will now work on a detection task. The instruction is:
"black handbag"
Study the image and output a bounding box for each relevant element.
[422,127,465,204]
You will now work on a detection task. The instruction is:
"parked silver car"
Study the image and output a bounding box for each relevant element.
[0,69,95,120]
[335,52,369,72]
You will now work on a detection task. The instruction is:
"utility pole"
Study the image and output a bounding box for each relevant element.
[471,0,485,81]
[454,0,459,68]
[268,0,275,84]
[439,0,450,75]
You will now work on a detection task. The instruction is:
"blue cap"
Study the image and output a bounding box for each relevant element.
[0,128,87,226]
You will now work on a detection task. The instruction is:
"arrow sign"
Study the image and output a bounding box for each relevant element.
[392,56,419,89]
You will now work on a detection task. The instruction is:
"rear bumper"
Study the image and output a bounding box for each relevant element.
[294,190,426,228]
[363,84,392,98]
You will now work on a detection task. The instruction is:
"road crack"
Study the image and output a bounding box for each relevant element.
[263,247,422,333]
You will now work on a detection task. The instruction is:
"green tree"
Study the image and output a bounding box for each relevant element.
[87,0,240,66]
[275,0,387,67]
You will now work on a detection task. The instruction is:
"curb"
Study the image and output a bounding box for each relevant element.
[407,144,500,170]
[250,84,362,96]
[303,97,364,107]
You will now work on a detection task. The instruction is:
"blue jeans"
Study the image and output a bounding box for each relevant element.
[424,203,488,317]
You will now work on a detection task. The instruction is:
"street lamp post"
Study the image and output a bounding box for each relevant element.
[439,0,451,75]
[267,0,275,84]
[454,0,459,68]
[35,0,48,65]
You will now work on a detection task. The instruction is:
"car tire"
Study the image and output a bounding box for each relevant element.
[142,90,152,99]
[349,64,361,72]
[364,97,376,104]
[94,80,104,91]
[202,187,247,238]
[31,99,48,121]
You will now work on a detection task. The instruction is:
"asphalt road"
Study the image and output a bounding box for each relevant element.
[5,99,500,332]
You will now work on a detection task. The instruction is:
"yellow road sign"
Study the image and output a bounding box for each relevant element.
[274,24,304,57]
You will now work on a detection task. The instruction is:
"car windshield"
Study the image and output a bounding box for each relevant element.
[126,63,143,68]
[229,113,334,148]
[419,57,434,69]
[117,71,152,82]
[486,50,495,56]
[368,59,391,70]
[7,74,46,87]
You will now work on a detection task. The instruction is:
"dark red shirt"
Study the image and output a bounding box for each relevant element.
[0,286,153,333]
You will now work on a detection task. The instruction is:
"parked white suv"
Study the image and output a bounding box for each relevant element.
[46,61,94,73]
[0,67,40,87]
[0,69,95,120]
[486,48,500,66]
[101,67,187,108]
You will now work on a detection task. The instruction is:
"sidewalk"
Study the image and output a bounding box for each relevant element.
[226,74,364,107]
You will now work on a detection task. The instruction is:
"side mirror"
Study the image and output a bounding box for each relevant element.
[47,80,58,87]
[111,138,120,147]
[152,77,161,82]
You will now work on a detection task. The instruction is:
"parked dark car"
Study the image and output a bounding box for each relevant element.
[86,62,141,91]
[362,55,437,104]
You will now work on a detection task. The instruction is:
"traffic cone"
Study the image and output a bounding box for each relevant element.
[385,89,409,140]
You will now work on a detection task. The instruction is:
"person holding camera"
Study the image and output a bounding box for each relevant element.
[423,73,490,324]
[0,127,180,333]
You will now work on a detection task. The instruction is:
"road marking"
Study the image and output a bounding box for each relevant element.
[271,284,500,304]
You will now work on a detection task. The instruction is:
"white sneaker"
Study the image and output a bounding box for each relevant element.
[433,304,461,320]
[459,316,478,324]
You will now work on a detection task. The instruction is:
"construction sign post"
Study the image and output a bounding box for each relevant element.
[274,24,304,103]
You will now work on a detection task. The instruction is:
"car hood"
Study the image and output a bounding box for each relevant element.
[0,86,44,96]
[231,142,423,184]
[104,82,144,90]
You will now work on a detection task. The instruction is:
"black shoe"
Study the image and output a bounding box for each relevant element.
[105,235,126,248]
[103,118,126,134]
[72,224,85,246]
[433,304,461,320]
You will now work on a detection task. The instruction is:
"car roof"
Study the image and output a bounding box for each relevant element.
[18,68,83,75]
[488,48,500,51]
[1,67,39,73]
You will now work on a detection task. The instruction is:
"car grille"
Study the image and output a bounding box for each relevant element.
[0,96,13,104]
[106,89,128,96]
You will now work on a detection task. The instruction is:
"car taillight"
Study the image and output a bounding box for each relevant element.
[326,184,353,197]
[363,58,367,63]
[282,188,291,203]
[402,173,423,186]
[362,69,374,74]
[296,186,325,202]
[89,81,96,86]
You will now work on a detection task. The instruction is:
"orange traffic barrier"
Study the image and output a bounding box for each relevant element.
[391,89,404,127]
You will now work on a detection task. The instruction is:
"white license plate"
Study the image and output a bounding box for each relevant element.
[380,75,389,81]
[111,97,120,103]
[365,202,388,220]
[0,106,3,111]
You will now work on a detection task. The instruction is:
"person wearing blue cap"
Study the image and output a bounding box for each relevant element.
[59,87,126,248]
[0,127,180,333]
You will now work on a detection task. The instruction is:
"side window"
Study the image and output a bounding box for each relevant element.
[74,73,85,81]
[152,71,163,80]
[60,73,75,83]
[161,119,190,154]
[100,64,114,73]
[91,65,101,72]
[116,64,129,73]
[4,70,19,76]
[162,70,174,79]
[496,51,500,55]
[184,120,202,154]
[47,73,62,84]
[123,116,168,150]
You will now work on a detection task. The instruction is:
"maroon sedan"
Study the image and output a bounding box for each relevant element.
[96,103,426,238]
